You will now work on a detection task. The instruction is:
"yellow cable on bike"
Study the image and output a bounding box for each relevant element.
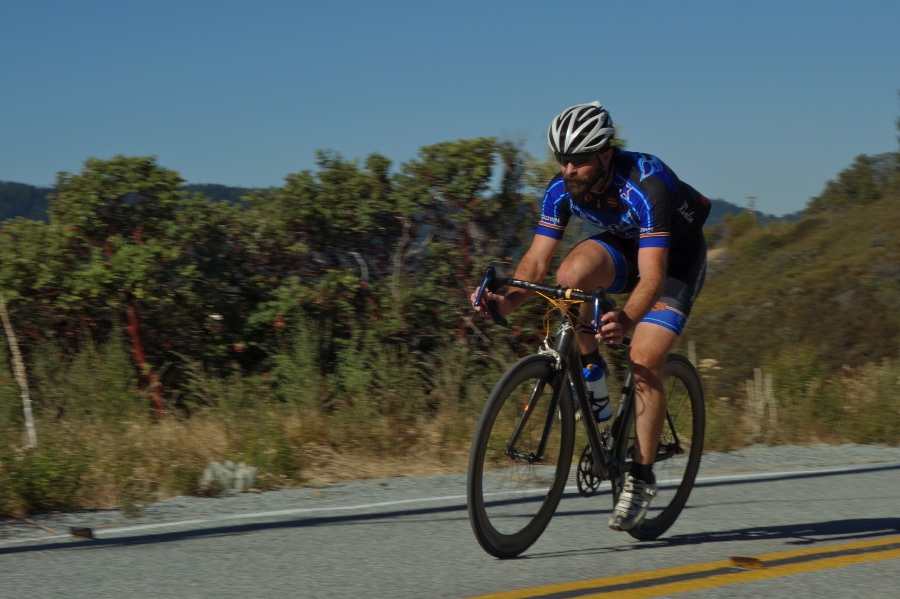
[535,293,591,339]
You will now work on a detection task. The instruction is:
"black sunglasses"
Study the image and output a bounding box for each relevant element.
[555,152,595,167]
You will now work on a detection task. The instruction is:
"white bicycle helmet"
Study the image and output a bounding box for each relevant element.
[547,101,615,155]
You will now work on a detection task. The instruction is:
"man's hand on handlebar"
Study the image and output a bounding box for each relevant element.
[596,311,625,345]
[470,289,510,318]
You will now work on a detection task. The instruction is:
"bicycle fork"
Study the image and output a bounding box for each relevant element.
[504,376,558,463]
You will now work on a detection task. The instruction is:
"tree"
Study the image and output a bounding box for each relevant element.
[0,141,554,417]
[47,156,194,414]
[806,152,900,214]
[235,152,406,380]
[391,138,506,335]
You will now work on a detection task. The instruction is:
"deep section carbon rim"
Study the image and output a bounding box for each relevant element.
[618,353,705,541]
[467,355,575,558]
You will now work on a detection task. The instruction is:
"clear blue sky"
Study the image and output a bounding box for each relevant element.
[2,0,898,216]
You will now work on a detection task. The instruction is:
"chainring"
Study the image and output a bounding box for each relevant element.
[576,443,604,497]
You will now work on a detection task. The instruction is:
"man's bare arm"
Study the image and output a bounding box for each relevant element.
[472,235,560,317]
[504,235,560,312]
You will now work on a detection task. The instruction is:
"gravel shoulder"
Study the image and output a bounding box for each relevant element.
[2,443,898,545]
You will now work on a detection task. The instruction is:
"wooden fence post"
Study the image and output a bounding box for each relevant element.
[746,367,777,442]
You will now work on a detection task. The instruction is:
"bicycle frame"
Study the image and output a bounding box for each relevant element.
[495,307,637,490]
[558,319,638,485]
[474,265,636,490]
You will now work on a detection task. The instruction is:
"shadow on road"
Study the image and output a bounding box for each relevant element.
[656,517,900,548]
[519,462,900,559]
[520,517,900,561]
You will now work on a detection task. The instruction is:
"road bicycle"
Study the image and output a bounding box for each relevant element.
[467,265,705,558]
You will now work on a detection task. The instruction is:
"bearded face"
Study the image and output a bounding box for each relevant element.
[561,153,609,203]
[562,168,599,200]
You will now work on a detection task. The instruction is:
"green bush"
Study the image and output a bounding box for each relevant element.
[1,437,89,513]
[30,334,140,422]
[842,358,900,443]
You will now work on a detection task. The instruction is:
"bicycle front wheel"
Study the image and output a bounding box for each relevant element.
[618,353,705,541]
[467,354,575,559]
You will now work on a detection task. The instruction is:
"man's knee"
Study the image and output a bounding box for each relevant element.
[629,356,663,392]
[555,258,584,287]
[556,243,614,289]
[628,326,677,379]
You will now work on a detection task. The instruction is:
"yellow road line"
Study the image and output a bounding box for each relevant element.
[750,534,900,561]
[469,536,900,599]
[471,561,735,599]
[596,547,900,599]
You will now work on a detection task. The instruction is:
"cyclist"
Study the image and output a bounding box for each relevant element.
[471,101,710,532]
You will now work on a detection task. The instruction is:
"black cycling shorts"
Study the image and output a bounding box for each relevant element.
[588,232,707,336]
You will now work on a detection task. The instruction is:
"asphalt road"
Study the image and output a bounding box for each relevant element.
[1,451,899,599]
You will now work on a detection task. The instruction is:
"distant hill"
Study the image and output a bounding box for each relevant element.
[706,198,800,227]
[0,181,255,222]
[685,190,899,401]
[181,184,253,205]
[0,182,53,222]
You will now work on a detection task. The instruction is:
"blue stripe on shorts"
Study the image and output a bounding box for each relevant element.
[640,304,687,336]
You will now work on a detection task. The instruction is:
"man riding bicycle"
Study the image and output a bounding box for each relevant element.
[472,101,710,531]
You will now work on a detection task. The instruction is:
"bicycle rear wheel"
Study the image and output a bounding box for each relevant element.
[617,353,705,541]
[467,354,575,558]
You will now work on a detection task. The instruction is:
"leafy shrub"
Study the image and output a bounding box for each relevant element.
[29,334,139,422]
[1,438,89,514]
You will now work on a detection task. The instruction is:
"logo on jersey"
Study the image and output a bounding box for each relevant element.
[677,200,695,223]
[540,214,563,226]
[637,155,666,182]
[636,153,677,191]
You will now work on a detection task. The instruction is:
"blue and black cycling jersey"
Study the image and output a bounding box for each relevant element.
[536,150,711,248]
[536,149,712,335]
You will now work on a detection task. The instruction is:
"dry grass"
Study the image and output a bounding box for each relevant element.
[1,328,897,516]
[77,417,232,508]
[0,405,479,516]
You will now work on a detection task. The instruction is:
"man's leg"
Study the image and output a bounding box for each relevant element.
[609,321,679,531]
[555,239,619,354]
[629,321,679,466]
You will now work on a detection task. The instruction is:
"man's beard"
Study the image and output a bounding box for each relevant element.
[563,164,608,205]
[562,171,597,201]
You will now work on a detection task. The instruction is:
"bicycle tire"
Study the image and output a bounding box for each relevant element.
[614,353,705,541]
[467,354,575,558]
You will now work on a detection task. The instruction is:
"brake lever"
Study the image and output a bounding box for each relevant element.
[592,289,616,333]
[473,265,509,327]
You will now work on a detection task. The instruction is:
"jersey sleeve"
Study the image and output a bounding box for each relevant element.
[638,217,671,248]
[535,175,571,240]
[631,157,675,249]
